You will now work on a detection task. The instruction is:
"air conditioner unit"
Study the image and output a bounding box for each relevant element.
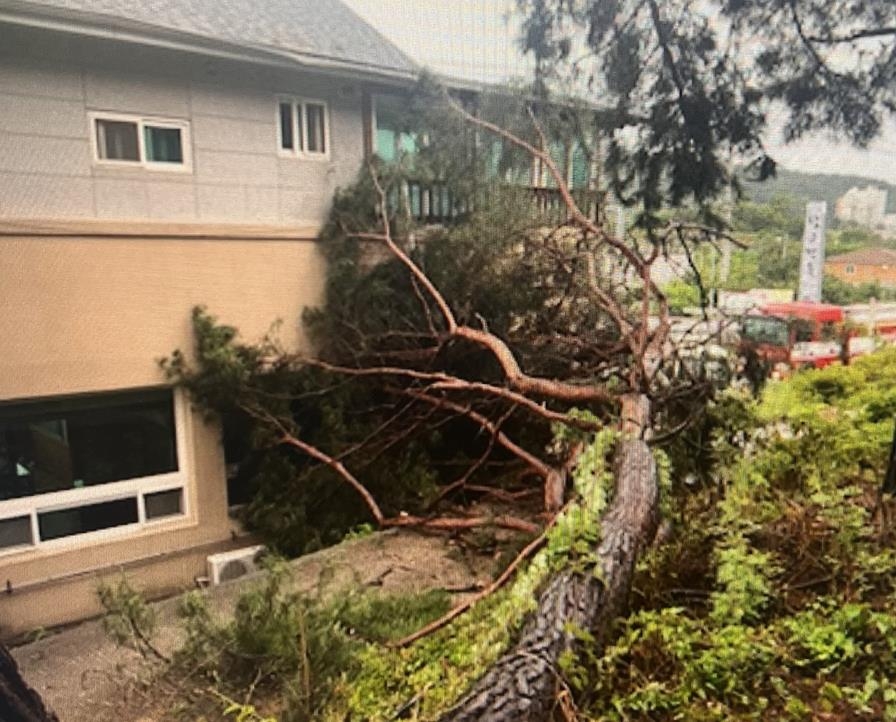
[206,544,266,585]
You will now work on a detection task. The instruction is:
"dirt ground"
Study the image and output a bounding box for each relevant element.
[12,528,507,722]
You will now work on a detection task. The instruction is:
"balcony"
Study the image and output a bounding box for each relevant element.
[392,181,600,226]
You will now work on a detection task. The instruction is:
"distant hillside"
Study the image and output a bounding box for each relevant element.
[740,167,896,218]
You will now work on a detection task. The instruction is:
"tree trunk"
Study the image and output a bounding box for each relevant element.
[439,394,659,722]
[0,643,59,722]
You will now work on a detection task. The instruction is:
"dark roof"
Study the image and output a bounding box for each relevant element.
[826,248,896,266]
[2,0,418,78]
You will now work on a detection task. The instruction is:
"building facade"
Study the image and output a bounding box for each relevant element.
[825,248,896,287]
[834,185,888,229]
[0,0,419,637]
[0,0,609,638]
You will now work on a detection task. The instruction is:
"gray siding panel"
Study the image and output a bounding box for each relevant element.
[192,115,274,155]
[0,27,367,225]
[0,94,88,138]
[0,60,84,101]
[196,183,246,221]
[93,176,149,218]
[145,181,198,220]
[190,82,274,123]
[244,185,281,222]
[84,72,192,119]
[194,149,279,186]
[0,135,91,176]
[0,171,95,217]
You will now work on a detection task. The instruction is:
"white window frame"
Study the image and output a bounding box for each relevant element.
[89,111,192,172]
[276,96,330,160]
[0,388,192,557]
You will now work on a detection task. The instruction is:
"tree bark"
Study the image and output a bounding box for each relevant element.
[0,643,59,722]
[438,394,659,722]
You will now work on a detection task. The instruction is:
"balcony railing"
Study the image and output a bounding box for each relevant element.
[390,181,600,226]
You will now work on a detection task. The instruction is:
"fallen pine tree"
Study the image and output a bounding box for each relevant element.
[437,394,659,722]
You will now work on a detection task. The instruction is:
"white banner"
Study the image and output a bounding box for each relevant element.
[798,201,828,302]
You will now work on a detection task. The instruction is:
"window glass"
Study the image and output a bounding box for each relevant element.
[376,127,397,162]
[375,97,418,162]
[794,319,815,343]
[409,183,421,217]
[541,141,567,188]
[145,488,183,519]
[742,316,789,346]
[570,142,589,190]
[0,389,178,501]
[486,140,503,178]
[95,119,140,161]
[143,125,183,163]
[38,497,138,541]
[0,515,32,550]
[279,102,294,150]
[305,103,326,153]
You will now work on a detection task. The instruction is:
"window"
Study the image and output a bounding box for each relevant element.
[373,94,420,163]
[846,264,856,274]
[793,319,815,343]
[742,316,789,346]
[277,97,329,158]
[91,113,191,170]
[0,388,187,552]
[531,140,591,190]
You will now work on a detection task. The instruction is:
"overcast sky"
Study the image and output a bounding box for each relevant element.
[345,0,896,188]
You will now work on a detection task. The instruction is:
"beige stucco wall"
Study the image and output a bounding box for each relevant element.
[0,233,326,636]
[1,234,325,398]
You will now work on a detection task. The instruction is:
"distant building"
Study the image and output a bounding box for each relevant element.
[825,248,896,287]
[881,214,896,237]
[834,185,888,228]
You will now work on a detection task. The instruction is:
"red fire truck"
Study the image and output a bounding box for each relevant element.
[739,302,846,372]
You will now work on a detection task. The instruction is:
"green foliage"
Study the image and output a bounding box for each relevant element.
[664,279,702,314]
[173,556,452,722]
[97,575,160,659]
[336,589,451,644]
[732,195,804,238]
[565,348,896,721]
[313,427,619,721]
[163,307,442,556]
[823,273,896,304]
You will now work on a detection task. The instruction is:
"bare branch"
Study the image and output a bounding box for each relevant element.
[406,389,565,511]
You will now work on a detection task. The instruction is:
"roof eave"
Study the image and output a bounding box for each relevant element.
[0,2,420,84]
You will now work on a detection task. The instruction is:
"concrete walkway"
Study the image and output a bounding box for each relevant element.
[11,529,492,722]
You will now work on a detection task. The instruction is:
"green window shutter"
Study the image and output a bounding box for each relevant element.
[544,141,566,188]
[376,128,397,162]
[571,142,589,190]
[487,140,502,178]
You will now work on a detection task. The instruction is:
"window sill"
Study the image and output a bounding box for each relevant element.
[91,160,193,174]
[276,151,331,162]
